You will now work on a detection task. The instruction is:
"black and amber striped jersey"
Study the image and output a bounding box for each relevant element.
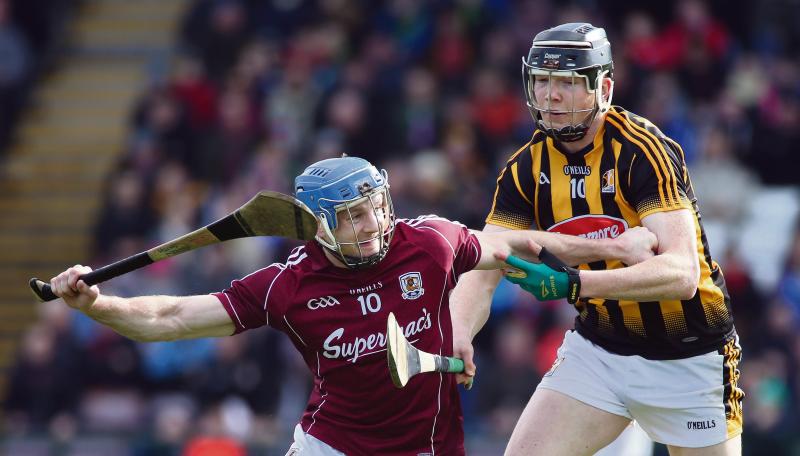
[487,106,735,360]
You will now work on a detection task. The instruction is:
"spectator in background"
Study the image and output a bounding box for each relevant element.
[470,66,524,154]
[92,169,156,260]
[186,330,285,421]
[475,315,541,440]
[374,0,433,63]
[197,88,260,185]
[777,224,800,327]
[168,53,218,133]
[662,0,731,100]
[636,72,699,164]
[132,88,196,178]
[4,303,83,437]
[738,349,795,455]
[230,39,280,107]
[134,394,197,456]
[181,0,252,82]
[480,28,518,82]
[0,0,31,147]
[320,87,374,160]
[431,10,472,90]
[689,124,759,251]
[406,149,454,216]
[263,52,320,157]
[749,59,800,185]
[440,108,493,228]
[719,248,764,352]
[623,11,669,72]
[400,67,440,152]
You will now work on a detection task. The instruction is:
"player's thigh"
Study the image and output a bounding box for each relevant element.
[667,434,741,456]
[595,421,654,456]
[504,388,631,456]
[627,339,743,449]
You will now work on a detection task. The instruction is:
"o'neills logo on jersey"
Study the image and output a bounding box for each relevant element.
[322,307,433,363]
[563,165,591,176]
[349,281,383,295]
[547,215,628,239]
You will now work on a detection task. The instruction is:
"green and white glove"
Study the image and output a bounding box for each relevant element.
[504,247,582,304]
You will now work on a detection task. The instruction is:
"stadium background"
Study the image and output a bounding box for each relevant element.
[1,0,799,454]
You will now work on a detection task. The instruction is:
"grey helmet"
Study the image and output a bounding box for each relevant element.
[522,23,614,142]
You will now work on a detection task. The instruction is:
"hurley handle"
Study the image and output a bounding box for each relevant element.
[29,252,153,302]
[434,355,465,374]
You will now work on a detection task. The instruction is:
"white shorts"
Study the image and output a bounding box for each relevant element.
[285,424,345,456]
[538,330,744,448]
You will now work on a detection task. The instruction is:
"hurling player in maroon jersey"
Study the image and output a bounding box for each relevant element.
[49,156,649,455]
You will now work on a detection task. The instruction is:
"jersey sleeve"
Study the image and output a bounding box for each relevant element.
[413,216,482,276]
[486,144,536,230]
[212,264,291,335]
[627,137,693,219]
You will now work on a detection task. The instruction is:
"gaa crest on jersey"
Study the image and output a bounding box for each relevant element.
[307,296,340,310]
[399,272,425,300]
[601,169,615,194]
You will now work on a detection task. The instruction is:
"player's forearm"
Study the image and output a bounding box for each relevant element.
[579,252,699,301]
[498,230,620,266]
[527,231,621,266]
[83,294,187,342]
[450,269,502,340]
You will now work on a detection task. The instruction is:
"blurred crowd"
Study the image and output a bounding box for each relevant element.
[0,0,74,152]
[4,0,800,454]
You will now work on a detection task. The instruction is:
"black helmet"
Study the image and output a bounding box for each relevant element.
[522,23,614,142]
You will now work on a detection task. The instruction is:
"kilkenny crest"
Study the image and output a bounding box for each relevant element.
[601,169,615,194]
[399,272,425,300]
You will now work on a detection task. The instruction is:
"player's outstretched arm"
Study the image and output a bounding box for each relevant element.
[473,225,657,270]
[50,265,235,342]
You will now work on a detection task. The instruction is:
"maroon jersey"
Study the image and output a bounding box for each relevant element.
[213,215,481,456]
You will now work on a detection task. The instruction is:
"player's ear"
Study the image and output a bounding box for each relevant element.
[316,215,334,241]
[602,77,613,103]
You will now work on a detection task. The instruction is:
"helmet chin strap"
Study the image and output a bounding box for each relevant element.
[535,105,597,142]
[340,252,383,268]
[320,235,387,269]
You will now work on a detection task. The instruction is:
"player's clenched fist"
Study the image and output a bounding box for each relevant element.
[451,333,475,390]
[50,265,100,311]
[615,226,659,266]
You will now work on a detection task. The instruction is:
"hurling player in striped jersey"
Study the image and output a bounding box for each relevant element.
[451,23,743,456]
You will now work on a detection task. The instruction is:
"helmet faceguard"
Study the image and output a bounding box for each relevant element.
[522,23,614,142]
[295,157,396,268]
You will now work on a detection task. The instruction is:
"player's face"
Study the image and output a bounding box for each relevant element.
[333,191,390,258]
[532,74,594,127]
